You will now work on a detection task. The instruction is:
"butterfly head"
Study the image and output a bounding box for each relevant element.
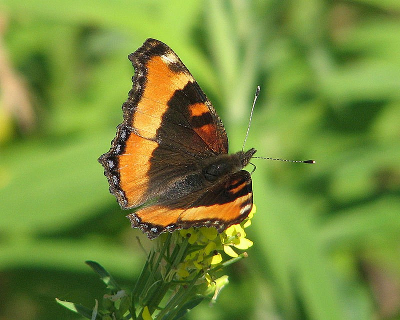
[239,148,257,168]
[201,148,256,183]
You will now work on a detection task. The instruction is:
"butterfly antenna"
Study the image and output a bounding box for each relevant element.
[242,86,260,151]
[254,156,315,164]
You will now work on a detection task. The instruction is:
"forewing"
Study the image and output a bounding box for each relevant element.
[99,39,228,209]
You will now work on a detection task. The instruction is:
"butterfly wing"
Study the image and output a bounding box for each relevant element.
[99,39,228,209]
[127,170,253,239]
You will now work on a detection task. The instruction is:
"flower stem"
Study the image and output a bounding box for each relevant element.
[156,271,202,319]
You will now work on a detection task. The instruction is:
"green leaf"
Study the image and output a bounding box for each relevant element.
[56,298,100,319]
[86,260,122,290]
[164,296,204,320]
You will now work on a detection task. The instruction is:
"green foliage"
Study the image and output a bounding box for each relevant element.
[57,224,251,320]
[1,0,400,319]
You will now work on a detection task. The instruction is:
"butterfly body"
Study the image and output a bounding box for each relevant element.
[99,39,255,239]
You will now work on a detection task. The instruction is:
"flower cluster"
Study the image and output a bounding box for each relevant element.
[58,207,255,320]
[175,207,255,282]
[145,206,256,319]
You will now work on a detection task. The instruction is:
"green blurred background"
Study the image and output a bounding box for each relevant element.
[1,0,400,319]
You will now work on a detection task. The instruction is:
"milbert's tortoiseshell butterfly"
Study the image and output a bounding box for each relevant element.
[99,38,313,239]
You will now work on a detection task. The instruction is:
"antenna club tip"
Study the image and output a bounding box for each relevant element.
[304,160,315,164]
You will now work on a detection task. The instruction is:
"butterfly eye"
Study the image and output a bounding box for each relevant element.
[203,162,230,182]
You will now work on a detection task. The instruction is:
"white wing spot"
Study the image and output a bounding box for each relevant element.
[161,52,179,65]
[240,203,252,215]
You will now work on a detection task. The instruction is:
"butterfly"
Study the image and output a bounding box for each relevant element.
[99,38,256,239]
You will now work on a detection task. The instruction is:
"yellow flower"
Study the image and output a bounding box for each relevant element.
[174,205,255,288]
[211,253,222,265]
[219,205,256,257]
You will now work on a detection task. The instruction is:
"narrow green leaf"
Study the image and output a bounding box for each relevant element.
[86,260,121,290]
[56,298,99,319]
